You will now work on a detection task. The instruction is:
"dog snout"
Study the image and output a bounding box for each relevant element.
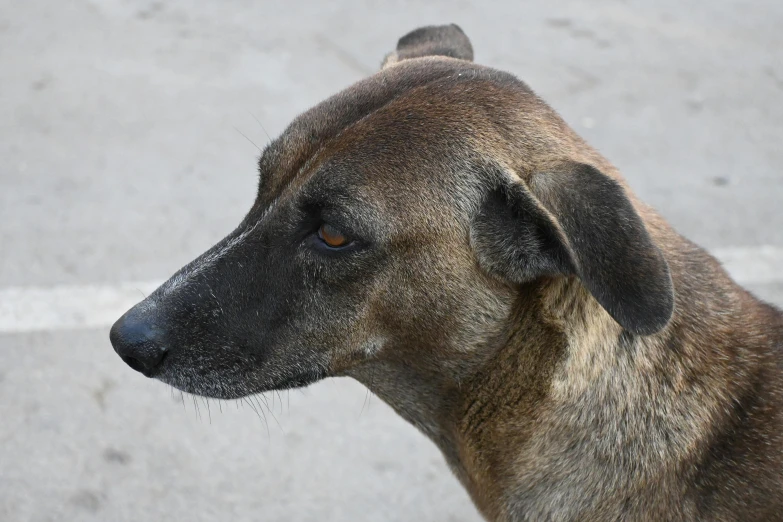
[110,304,168,377]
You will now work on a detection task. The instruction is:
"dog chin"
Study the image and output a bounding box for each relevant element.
[156,364,328,400]
[155,373,249,400]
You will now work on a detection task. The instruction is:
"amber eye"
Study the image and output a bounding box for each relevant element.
[317,223,349,248]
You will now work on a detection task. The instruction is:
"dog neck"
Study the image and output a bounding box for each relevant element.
[348,276,603,519]
[351,268,783,520]
[350,256,783,520]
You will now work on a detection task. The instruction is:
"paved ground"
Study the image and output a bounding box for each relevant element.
[1,0,781,521]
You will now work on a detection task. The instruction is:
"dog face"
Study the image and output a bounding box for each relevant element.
[110,25,674,400]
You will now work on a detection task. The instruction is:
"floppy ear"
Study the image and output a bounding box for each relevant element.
[471,162,674,336]
[382,24,474,69]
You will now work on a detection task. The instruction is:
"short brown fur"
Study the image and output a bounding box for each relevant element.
[110,25,783,521]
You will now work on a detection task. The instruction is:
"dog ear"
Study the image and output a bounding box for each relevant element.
[471,162,674,335]
[382,24,474,69]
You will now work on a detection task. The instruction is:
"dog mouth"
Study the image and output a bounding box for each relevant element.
[154,359,329,400]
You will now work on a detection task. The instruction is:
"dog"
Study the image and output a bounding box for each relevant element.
[110,25,783,521]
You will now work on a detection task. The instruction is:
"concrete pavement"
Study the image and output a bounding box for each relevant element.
[1,0,781,520]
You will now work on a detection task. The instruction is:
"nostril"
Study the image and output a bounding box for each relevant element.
[120,354,148,374]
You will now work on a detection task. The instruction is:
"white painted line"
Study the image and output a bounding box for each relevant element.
[0,247,780,334]
[0,281,162,334]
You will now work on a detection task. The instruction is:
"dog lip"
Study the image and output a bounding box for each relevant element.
[155,360,328,400]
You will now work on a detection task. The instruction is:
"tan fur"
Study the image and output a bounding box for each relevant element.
[113,25,783,522]
[341,33,783,521]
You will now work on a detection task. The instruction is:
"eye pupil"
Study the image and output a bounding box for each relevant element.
[318,223,348,248]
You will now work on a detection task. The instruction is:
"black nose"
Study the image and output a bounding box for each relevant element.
[109,305,167,376]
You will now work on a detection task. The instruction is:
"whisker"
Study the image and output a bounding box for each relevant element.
[233,126,262,152]
[360,379,371,417]
[192,395,201,421]
[368,365,377,410]
[257,393,270,410]
[362,391,371,416]
[248,111,272,144]
[243,396,270,439]
[258,394,284,433]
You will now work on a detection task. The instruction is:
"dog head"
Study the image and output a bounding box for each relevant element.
[110,25,674,399]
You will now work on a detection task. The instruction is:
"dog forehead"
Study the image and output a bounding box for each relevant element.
[256,58,535,203]
[292,111,479,225]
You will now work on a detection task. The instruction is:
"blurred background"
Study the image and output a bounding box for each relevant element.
[1,1,781,521]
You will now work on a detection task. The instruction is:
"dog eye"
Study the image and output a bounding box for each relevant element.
[317,223,350,248]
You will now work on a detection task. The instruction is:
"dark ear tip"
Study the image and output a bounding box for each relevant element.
[448,23,467,35]
[616,263,675,336]
[395,24,474,62]
[623,300,674,336]
[397,23,468,45]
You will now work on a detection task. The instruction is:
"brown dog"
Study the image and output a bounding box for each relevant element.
[110,25,783,521]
